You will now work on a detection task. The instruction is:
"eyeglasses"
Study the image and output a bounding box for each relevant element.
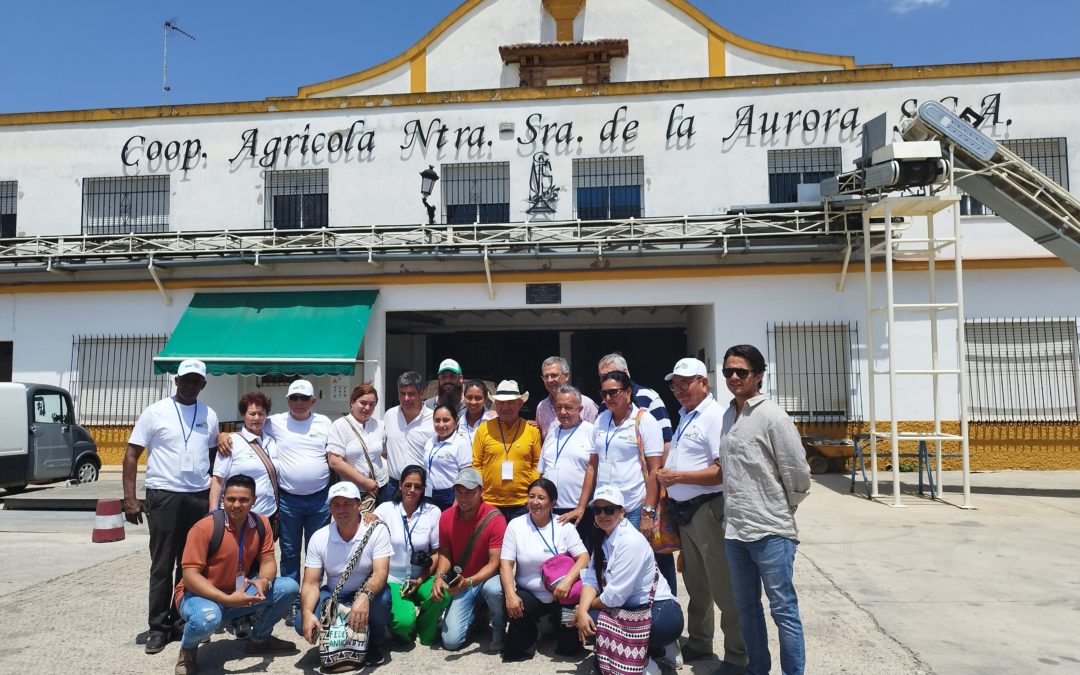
[594,505,622,516]
[722,367,753,379]
[288,395,313,402]
[541,373,565,381]
[401,482,424,492]
[599,388,627,399]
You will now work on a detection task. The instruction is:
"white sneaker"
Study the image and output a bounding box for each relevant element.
[644,658,663,675]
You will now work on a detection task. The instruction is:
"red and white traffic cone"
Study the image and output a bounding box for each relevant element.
[92,498,126,543]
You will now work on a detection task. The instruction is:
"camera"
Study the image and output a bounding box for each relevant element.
[442,565,463,584]
[410,549,433,569]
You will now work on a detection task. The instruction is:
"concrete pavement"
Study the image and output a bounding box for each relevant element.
[1,470,1077,673]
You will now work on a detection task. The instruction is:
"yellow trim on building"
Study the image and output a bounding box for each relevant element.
[707,31,726,77]
[410,50,427,93]
[4,57,1079,128]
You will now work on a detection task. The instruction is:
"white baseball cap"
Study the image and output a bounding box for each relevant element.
[327,481,362,504]
[287,380,315,397]
[591,485,625,507]
[176,359,207,378]
[438,358,462,375]
[664,357,708,381]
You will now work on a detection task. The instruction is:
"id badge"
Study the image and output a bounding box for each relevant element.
[235,574,246,591]
[501,461,514,481]
[181,451,195,473]
[597,461,612,484]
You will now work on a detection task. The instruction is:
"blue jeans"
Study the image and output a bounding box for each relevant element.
[588,598,683,655]
[278,487,331,597]
[439,576,505,651]
[725,536,804,675]
[295,586,392,652]
[624,506,678,595]
[179,577,300,648]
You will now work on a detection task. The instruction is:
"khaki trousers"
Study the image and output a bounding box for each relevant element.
[678,494,747,665]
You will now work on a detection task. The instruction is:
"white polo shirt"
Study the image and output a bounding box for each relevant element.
[373,501,441,583]
[537,420,595,509]
[383,405,433,481]
[458,409,496,446]
[664,394,725,502]
[305,519,394,594]
[326,415,389,488]
[266,412,332,496]
[422,432,473,493]
[580,519,676,608]
[591,405,664,513]
[213,429,280,515]
[501,513,586,603]
[130,396,219,492]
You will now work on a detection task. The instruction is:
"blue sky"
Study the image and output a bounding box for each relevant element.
[1,0,1076,114]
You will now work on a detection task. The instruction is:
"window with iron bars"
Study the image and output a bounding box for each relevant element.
[69,335,175,425]
[265,169,329,229]
[767,322,861,422]
[441,162,510,224]
[961,137,1070,216]
[82,176,170,235]
[965,318,1079,422]
[573,156,644,220]
[767,148,842,204]
[0,181,15,238]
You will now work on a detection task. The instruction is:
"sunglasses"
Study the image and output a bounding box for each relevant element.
[594,505,622,515]
[722,368,753,379]
[599,388,627,399]
[288,394,313,402]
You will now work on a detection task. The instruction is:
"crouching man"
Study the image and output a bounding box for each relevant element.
[173,474,299,675]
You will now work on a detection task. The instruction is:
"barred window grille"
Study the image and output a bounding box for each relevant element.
[69,335,174,425]
[965,318,1079,422]
[573,156,644,220]
[265,169,328,229]
[82,176,170,235]
[767,148,842,204]
[0,181,15,238]
[441,162,510,224]
[961,137,1069,216]
[767,322,861,422]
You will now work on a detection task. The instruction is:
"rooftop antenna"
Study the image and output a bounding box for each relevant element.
[162,18,196,106]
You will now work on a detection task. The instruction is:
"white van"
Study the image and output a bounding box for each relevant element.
[0,383,100,492]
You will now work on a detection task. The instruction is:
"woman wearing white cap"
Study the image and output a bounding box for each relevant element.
[575,486,683,670]
[422,403,472,509]
[327,383,393,505]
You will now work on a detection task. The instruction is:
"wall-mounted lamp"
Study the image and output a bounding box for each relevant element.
[420,165,440,225]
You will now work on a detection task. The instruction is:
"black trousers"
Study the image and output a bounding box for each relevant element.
[145,488,209,633]
[553,506,595,553]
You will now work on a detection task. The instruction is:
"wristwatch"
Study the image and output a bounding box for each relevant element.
[641,505,657,518]
[360,588,377,602]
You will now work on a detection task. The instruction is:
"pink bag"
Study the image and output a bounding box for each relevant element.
[540,553,582,605]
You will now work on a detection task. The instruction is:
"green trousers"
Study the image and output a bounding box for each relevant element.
[387,577,451,645]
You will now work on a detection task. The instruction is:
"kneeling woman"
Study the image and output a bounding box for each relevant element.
[372,465,450,645]
[574,486,683,668]
[499,478,589,661]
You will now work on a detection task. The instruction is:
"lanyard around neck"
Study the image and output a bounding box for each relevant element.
[554,422,581,465]
[173,397,199,450]
[497,418,521,460]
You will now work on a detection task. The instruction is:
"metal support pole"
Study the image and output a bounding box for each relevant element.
[862,210,880,497]
[928,208,943,497]
[951,146,974,509]
[883,201,904,507]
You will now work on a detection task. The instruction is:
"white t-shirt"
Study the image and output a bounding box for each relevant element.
[664,394,725,502]
[266,412,332,496]
[537,420,595,509]
[580,519,676,608]
[501,513,586,603]
[591,406,664,512]
[305,519,394,594]
[130,396,219,492]
[382,405,433,481]
[213,429,280,516]
[373,501,442,583]
[326,415,389,488]
[422,432,473,493]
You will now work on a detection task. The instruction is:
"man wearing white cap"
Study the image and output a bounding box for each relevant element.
[471,380,542,522]
[424,358,467,417]
[123,358,220,655]
[657,358,747,672]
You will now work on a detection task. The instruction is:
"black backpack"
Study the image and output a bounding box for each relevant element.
[207,510,266,579]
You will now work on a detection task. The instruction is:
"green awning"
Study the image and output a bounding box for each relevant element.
[154,290,378,376]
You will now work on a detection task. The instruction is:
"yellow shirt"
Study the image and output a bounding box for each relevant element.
[472,417,542,507]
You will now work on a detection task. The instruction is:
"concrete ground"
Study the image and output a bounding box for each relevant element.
[0,469,1077,674]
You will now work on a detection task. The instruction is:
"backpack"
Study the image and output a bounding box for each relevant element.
[207,510,267,579]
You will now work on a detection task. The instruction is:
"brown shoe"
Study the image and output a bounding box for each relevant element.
[174,647,198,675]
[244,634,298,655]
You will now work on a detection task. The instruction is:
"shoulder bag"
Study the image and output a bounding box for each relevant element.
[317,520,389,672]
[345,418,380,513]
[633,411,680,554]
[594,568,659,675]
[244,436,282,537]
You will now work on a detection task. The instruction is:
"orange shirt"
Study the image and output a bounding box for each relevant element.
[173,512,274,608]
[472,417,542,507]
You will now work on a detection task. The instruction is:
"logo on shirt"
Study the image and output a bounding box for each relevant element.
[195,420,208,430]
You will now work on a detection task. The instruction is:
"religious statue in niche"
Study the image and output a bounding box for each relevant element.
[526,151,560,215]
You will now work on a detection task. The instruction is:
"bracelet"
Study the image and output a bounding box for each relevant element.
[466,577,474,588]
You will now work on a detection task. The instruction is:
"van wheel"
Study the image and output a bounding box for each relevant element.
[74,459,99,484]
